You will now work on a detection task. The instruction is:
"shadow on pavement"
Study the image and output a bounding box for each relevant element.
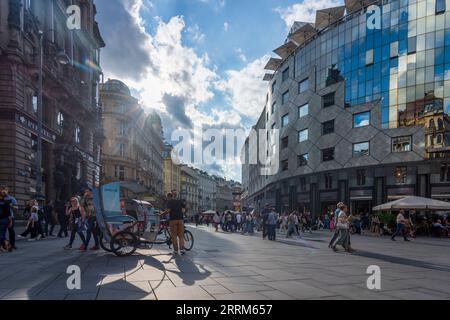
[353,250,450,273]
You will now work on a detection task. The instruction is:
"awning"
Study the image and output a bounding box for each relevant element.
[264,58,282,71]
[432,194,450,199]
[288,23,317,45]
[350,196,373,201]
[273,41,297,59]
[345,0,375,14]
[315,6,346,30]
[263,73,274,81]
[373,196,450,211]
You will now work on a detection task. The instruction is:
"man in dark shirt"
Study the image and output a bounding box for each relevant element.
[261,203,271,240]
[165,191,186,255]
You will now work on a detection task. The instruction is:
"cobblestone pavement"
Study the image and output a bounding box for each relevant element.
[0,225,449,300]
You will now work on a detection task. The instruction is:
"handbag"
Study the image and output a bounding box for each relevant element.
[336,222,349,230]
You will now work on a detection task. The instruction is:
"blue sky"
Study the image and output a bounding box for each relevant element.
[95,0,343,181]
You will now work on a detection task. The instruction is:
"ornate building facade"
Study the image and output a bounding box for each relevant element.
[100,79,164,203]
[0,0,105,207]
[163,143,181,196]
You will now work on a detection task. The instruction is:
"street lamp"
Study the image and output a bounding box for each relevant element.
[35,30,71,198]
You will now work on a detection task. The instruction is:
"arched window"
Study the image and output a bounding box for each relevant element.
[75,126,81,144]
[429,119,435,129]
[57,112,64,132]
[438,118,444,130]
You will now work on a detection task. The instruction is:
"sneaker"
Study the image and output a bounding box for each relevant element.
[17,235,25,239]
[391,238,396,241]
[90,246,99,251]
[28,238,36,242]
[64,245,72,250]
[36,235,42,240]
[173,250,179,255]
[180,249,186,255]
[79,245,87,252]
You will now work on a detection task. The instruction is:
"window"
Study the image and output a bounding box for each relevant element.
[298,79,309,94]
[322,148,335,162]
[298,129,308,142]
[322,120,335,135]
[118,104,127,113]
[323,92,335,108]
[271,102,276,114]
[353,111,370,128]
[115,165,125,181]
[32,95,38,113]
[119,121,127,136]
[298,104,309,118]
[281,114,289,127]
[75,126,81,144]
[395,166,407,184]
[57,112,64,132]
[282,68,289,82]
[408,37,417,54]
[299,177,307,192]
[272,81,277,93]
[357,169,366,186]
[119,143,126,157]
[282,91,289,105]
[281,136,289,149]
[436,0,446,14]
[366,49,374,65]
[281,159,289,172]
[440,163,450,182]
[390,41,398,58]
[392,136,412,153]
[353,142,370,157]
[298,154,308,167]
[324,173,333,189]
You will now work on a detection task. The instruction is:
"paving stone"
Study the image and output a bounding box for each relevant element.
[201,284,232,295]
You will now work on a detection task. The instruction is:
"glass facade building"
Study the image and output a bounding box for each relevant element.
[242,0,450,216]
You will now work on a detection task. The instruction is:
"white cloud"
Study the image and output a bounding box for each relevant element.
[275,0,344,28]
[223,21,229,31]
[235,48,247,62]
[216,54,271,120]
[187,24,206,43]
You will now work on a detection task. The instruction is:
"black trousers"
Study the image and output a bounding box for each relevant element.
[262,223,268,239]
[68,224,86,246]
[58,216,68,237]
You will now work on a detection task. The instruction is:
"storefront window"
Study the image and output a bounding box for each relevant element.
[395,166,407,184]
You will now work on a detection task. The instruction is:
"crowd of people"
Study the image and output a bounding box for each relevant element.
[0,185,101,254]
[192,201,450,251]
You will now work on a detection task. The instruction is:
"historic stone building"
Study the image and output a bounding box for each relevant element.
[242,0,450,216]
[163,143,181,196]
[180,165,199,216]
[100,79,164,203]
[194,168,217,212]
[0,0,105,207]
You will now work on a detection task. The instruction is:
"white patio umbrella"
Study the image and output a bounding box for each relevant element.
[373,196,450,211]
[202,210,216,215]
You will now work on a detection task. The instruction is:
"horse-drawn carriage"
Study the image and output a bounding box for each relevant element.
[93,182,194,257]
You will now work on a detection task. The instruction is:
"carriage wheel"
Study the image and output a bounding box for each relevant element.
[183,230,194,251]
[99,232,113,253]
[111,231,138,257]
